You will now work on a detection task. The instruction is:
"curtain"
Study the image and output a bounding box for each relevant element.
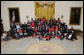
[35,2,55,20]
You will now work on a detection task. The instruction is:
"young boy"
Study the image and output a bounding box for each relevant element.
[2,32,8,41]
[7,31,11,40]
[38,32,43,40]
[13,31,20,40]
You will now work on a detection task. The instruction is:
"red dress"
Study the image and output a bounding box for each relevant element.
[48,28,51,33]
[32,24,35,27]
[38,23,41,27]
[55,26,58,31]
[46,36,50,39]
[55,35,61,39]
[35,28,37,33]
[39,34,41,37]
[52,28,55,32]
[42,18,46,23]
[33,34,35,37]
[19,29,22,33]
[57,20,61,22]
[43,36,46,39]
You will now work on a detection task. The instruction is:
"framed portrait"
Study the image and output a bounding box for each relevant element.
[8,7,20,26]
[69,7,82,25]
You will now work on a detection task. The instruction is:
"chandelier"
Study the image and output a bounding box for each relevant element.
[35,1,54,5]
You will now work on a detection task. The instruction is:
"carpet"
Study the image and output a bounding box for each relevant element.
[1,36,83,54]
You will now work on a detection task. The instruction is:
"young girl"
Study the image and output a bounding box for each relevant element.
[33,33,36,38]
[19,28,23,38]
[38,22,41,27]
[35,27,37,33]
[55,26,58,38]
[52,26,55,38]
[7,31,11,40]
[32,22,35,29]
[46,34,50,41]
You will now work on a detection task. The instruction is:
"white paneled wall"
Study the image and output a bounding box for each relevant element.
[1,1,83,31]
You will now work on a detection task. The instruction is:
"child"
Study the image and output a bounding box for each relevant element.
[35,27,37,33]
[38,32,43,40]
[23,30,28,37]
[38,22,41,27]
[2,32,8,41]
[34,20,38,27]
[58,30,64,40]
[52,26,55,38]
[42,17,46,23]
[57,18,61,23]
[48,27,51,33]
[31,22,35,29]
[13,31,20,40]
[16,23,21,32]
[46,33,50,41]
[46,26,49,33]
[43,33,47,40]
[7,31,11,40]
[33,33,36,38]
[19,28,23,38]
[55,26,58,38]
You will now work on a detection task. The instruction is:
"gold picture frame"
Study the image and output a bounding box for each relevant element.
[69,7,82,25]
[8,7,21,26]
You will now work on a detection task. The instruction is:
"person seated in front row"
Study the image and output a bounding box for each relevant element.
[46,33,50,41]
[23,30,28,37]
[12,27,20,40]
[66,26,77,41]
[33,33,36,38]
[2,32,8,41]
[18,28,23,38]
[38,32,43,40]
[7,31,11,40]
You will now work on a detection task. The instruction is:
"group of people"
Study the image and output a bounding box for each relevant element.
[2,17,77,41]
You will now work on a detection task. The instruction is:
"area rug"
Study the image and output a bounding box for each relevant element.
[25,41,66,54]
[1,36,83,54]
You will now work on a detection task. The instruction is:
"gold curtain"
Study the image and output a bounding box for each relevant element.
[35,2,55,20]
